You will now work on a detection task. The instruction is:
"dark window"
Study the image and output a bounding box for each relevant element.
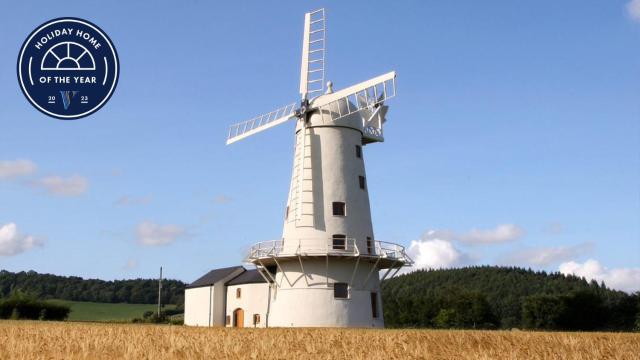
[356,145,362,158]
[236,288,241,299]
[226,315,231,325]
[334,283,349,299]
[253,314,260,325]
[371,292,378,318]
[359,176,366,190]
[332,234,346,250]
[332,202,346,216]
[367,236,372,254]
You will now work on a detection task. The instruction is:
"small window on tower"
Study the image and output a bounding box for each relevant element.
[253,314,260,325]
[226,315,231,325]
[285,206,289,220]
[356,145,362,158]
[371,292,379,318]
[236,288,241,299]
[367,236,373,254]
[332,202,346,216]
[359,176,366,190]
[334,283,349,299]
[332,234,346,250]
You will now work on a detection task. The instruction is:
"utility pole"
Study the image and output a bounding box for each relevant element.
[157,266,163,318]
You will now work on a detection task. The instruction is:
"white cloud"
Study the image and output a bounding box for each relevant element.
[502,242,593,266]
[31,175,88,196]
[0,159,37,179]
[627,0,640,22]
[560,259,640,293]
[423,224,524,245]
[115,195,152,206]
[0,223,42,256]
[408,238,468,270]
[136,221,187,246]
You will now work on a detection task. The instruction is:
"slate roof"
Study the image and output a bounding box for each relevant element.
[186,266,245,289]
[226,269,268,285]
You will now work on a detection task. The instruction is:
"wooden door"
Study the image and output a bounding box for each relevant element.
[234,308,244,328]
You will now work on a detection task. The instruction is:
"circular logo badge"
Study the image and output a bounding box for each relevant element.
[17,18,119,120]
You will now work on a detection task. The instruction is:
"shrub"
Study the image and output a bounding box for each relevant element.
[0,291,70,321]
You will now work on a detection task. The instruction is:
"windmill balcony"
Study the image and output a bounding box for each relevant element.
[246,238,413,269]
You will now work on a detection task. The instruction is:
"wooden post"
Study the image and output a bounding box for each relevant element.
[157,266,162,318]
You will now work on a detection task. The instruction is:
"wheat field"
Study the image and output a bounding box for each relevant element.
[0,321,638,359]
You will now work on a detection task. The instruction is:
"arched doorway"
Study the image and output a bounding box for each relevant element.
[233,308,244,328]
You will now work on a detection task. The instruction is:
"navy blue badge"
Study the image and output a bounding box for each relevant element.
[17,18,119,120]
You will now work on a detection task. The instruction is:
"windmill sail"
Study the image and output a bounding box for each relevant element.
[313,71,396,123]
[299,8,325,100]
[226,103,297,144]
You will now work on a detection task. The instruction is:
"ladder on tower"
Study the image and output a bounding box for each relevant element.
[288,125,314,227]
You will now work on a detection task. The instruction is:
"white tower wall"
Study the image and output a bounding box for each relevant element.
[282,112,376,254]
[267,259,384,327]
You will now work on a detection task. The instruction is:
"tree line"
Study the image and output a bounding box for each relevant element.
[382,266,639,331]
[3,267,638,331]
[0,270,185,306]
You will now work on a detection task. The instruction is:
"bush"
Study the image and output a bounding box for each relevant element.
[0,291,70,321]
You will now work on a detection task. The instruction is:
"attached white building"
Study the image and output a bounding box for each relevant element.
[183,266,245,327]
[184,266,270,328]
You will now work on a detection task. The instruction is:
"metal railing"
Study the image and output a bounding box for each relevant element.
[247,238,412,265]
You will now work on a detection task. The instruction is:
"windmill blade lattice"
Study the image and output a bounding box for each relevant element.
[314,72,396,123]
[299,8,326,100]
[226,103,297,144]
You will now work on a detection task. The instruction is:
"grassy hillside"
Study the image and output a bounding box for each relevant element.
[47,300,175,322]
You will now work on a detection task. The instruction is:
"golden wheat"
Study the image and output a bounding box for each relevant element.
[0,321,637,360]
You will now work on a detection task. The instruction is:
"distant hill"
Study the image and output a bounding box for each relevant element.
[382,266,639,331]
[0,270,186,306]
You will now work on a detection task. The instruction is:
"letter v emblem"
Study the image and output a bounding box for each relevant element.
[60,91,79,110]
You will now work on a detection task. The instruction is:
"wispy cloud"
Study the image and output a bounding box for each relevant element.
[123,258,138,270]
[115,195,152,206]
[213,195,233,204]
[136,221,187,246]
[423,224,524,245]
[501,242,593,266]
[560,259,640,293]
[0,223,43,256]
[627,0,640,22]
[31,175,89,196]
[0,159,37,179]
[543,222,564,235]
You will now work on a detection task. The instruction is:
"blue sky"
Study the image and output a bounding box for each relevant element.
[1,1,638,292]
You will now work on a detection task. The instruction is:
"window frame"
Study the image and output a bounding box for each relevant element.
[332,201,346,216]
[366,236,373,254]
[359,175,366,190]
[356,145,362,159]
[253,313,260,325]
[236,288,241,299]
[332,234,346,250]
[371,292,379,318]
[334,282,349,299]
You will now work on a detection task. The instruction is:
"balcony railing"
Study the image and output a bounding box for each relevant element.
[246,238,413,266]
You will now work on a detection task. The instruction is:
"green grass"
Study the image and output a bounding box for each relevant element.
[47,300,176,322]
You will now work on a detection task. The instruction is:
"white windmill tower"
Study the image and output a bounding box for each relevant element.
[226,8,412,327]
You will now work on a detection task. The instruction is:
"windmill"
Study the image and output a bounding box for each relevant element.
[226,8,412,327]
